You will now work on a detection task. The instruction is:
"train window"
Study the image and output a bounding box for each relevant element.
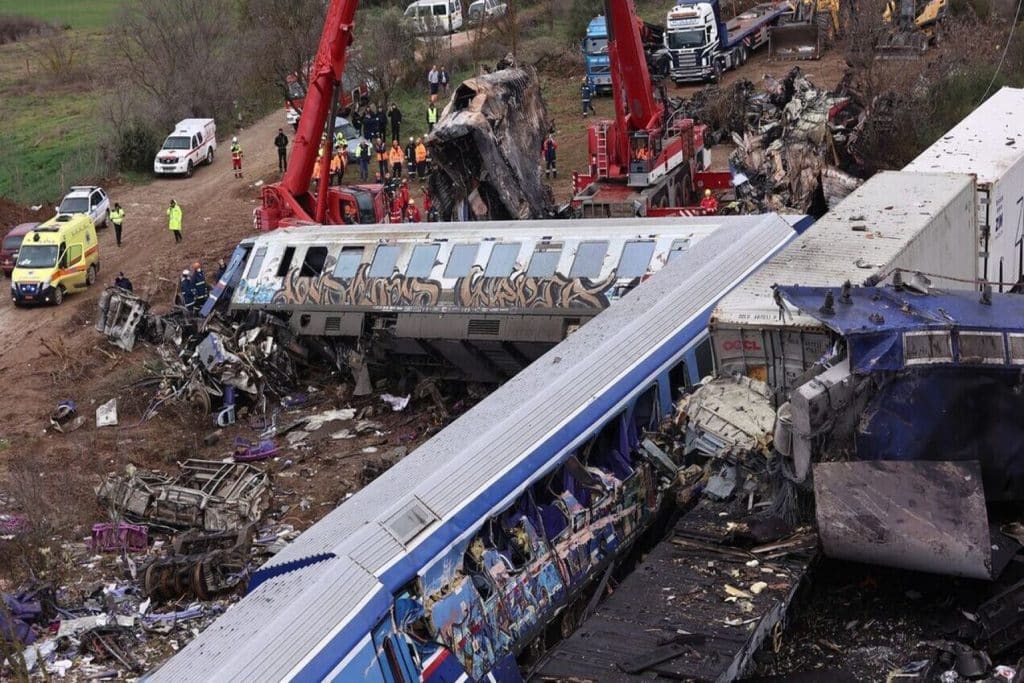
[668,360,689,396]
[958,331,1006,364]
[633,384,660,429]
[527,249,561,278]
[299,246,328,277]
[1010,334,1024,365]
[406,244,440,278]
[444,244,479,278]
[617,240,656,278]
[275,246,296,277]
[369,245,401,277]
[904,331,953,365]
[484,242,521,277]
[569,241,608,278]
[333,246,364,279]
[245,246,267,278]
[695,338,714,378]
[667,238,691,262]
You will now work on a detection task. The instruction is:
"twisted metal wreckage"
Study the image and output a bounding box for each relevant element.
[675,66,893,214]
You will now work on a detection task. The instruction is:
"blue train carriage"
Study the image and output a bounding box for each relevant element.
[150,214,800,683]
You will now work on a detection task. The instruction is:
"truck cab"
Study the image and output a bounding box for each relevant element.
[666,0,788,82]
[11,214,99,306]
[583,15,612,94]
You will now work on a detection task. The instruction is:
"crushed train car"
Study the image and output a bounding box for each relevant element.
[426,66,555,221]
[96,460,271,532]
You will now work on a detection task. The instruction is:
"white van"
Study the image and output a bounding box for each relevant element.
[404,0,464,35]
[153,118,217,177]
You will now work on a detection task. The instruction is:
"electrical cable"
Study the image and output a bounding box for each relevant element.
[978,0,1024,104]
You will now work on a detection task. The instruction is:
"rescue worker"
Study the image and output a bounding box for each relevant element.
[356,139,370,181]
[330,148,344,185]
[334,130,347,154]
[580,78,595,117]
[388,139,405,178]
[113,272,133,292]
[700,188,719,215]
[362,104,379,139]
[167,199,183,244]
[542,134,557,178]
[274,128,289,172]
[192,261,209,310]
[397,178,410,208]
[178,270,195,310]
[405,137,417,178]
[635,145,650,161]
[215,257,228,281]
[405,198,421,223]
[109,202,125,247]
[343,202,358,224]
[426,102,439,133]
[389,191,404,224]
[415,137,428,179]
[230,136,243,178]
[374,137,388,179]
[389,104,403,143]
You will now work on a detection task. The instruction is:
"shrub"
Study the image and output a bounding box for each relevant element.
[115,121,162,173]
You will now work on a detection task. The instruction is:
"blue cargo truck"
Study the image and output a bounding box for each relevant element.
[665,0,791,82]
[583,15,613,94]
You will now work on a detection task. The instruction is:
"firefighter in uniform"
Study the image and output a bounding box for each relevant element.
[388,139,405,178]
[230,137,244,178]
[426,103,439,133]
[109,202,125,247]
[700,188,719,215]
[375,138,388,179]
[581,78,595,117]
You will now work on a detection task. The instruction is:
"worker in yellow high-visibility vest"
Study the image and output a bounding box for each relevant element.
[167,199,183,244]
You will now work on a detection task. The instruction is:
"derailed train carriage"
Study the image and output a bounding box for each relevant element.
[152,215,802,682]
[210,217,744,381]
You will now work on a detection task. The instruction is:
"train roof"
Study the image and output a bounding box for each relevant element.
[904,87,1024,184]
[151,213,797,682]
[244,216,740,246]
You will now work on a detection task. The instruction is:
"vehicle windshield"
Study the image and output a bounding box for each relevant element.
[333,120,360,139]
[59,197,89,214]
[667,29,706,49]
[286,81,305,99]
[3,236,23,251]
[585,37,608,55]
[162,136,191,150]
[432,4,446,15]
[16,244,57,268]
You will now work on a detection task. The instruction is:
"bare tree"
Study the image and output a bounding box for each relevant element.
[238,0,326,96]
[348,8,417,108]
[116,0,247,127]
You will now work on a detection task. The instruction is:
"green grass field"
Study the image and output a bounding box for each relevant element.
[0,0,123,30]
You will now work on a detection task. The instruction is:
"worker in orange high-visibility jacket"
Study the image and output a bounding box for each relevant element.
[388,139,405,178]
[415,138,428,178]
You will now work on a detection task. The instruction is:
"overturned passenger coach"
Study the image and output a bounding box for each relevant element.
[208,217,753,381]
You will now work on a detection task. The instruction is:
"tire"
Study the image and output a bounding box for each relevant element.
[86,264,97,287]
[206,148,214,165]
[186,161,194,178]
[741,46,749,64]
[52,286,64,306]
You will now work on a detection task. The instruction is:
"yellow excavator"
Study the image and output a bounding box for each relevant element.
[769,0,841,60]
[877,0,948,57]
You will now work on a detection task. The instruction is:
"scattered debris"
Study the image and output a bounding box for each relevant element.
[96,398,119,428]
[50,399,85,433]
[91,522,149,553]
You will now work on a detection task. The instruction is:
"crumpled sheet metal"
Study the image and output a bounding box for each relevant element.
[814,459,992,579]
[96,287,150,352]
[427,66,554,221]
[681,375,776,459]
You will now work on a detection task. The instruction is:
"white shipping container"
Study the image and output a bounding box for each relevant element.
[711,171,977,389]
[904,86,1024,291]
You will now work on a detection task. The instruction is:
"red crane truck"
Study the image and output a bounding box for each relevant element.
[571,0,730,219]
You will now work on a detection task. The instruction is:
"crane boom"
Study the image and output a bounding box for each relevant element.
[257,0,367,229]
[606,0,660,135]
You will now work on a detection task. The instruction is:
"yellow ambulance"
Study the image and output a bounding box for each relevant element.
[11,214,99,306]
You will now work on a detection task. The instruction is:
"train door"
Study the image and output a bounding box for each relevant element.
[371,613,420,683]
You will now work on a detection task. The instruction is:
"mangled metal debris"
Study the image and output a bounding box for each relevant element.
[96,460,271,532]
[427,65,556,221]
[680,375,776,459]
[142,526,254,602]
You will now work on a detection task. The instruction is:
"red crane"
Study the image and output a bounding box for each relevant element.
[254,0,387,230]
[572,0,729,218]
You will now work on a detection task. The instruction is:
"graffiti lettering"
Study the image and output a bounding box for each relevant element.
[272,259,442,308]
[455,265,616,309]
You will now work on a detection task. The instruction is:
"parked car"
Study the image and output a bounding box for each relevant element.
[153,118,217,177]
[57,186,109,229]
[332,116,369,162]
[468,0,507,23]
[1,222,38,277]
[404,0,464,35]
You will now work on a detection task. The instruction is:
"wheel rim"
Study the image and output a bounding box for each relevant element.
[87,266,96,286]
[53,288,63,304]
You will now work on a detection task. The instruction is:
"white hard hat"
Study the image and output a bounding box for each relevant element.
[232,136,238,143]
[182,269,190,276]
